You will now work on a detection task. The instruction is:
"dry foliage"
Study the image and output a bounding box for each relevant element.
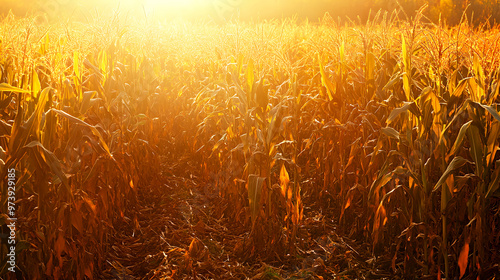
[0,10,499,280]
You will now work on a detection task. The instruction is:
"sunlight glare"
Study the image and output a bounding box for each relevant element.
[138,0,209,19]
[145,0,198,9]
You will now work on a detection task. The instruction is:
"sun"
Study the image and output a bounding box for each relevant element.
[110,0,214,19]
[144,0,198,9]
[137,0,211,18]
[114,0,202,12]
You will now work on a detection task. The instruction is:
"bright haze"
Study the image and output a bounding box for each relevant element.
[1,0,499,25]
[0,0,376,22]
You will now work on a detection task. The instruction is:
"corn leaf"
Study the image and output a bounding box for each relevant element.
[248,175,265,223]
[486,161,500,198]
[381,127,400,140]
[447,120,472,159]
[318,54,335,101]
[386,101,419,124]
[48,109,112,157]
[467,125,484,177]
[32,69,41,99]
[0,83,31,93]
[432,156,471,193]
[24,141,69,190]
[458,236,470,279]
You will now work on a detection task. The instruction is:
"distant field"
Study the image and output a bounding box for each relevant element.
[0,11,499,279]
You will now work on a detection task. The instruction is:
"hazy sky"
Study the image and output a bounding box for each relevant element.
[2,0,354,22]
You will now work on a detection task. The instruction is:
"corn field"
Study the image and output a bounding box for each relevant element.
[0,9,499,280]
